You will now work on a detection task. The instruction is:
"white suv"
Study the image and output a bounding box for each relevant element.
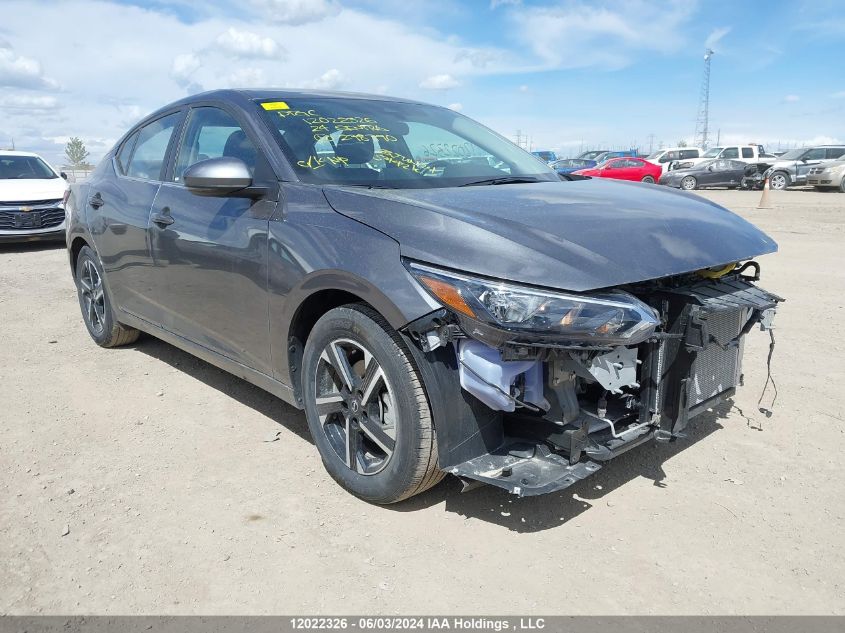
[0,150,68,243]
[645,147,703,174]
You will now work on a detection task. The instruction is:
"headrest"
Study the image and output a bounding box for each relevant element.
[223,130,256,167]
[334,135,375,164]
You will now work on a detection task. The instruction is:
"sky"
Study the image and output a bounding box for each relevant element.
[1,0,843,166]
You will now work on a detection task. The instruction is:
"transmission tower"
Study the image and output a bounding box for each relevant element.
[693,49,714,150]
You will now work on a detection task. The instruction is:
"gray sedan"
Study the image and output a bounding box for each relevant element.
[66,89,780,503]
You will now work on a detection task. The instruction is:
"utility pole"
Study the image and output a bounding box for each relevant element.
[647,134,655,155]
[693,48,714,150]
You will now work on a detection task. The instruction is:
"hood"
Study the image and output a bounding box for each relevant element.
[0,178,67,203]
[322,179,777,292]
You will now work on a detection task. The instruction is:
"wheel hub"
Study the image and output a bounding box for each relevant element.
[314,338,397,476]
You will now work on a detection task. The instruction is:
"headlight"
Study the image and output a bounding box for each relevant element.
[408,262,660,345]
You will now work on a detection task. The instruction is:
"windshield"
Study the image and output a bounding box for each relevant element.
[0,155,57,180]
[778,148,806,160]
[577,150,604,160]
[646,151,664,160]
[257,98,559,188]
[702,147,723,158]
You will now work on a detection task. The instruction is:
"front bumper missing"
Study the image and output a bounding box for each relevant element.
[408,274,782,497]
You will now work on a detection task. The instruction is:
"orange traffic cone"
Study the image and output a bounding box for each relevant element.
[757,177,772,209]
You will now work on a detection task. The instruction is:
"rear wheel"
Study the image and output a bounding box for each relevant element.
[641,175,655,184]
[302,304,443,504]
[769,171,789,190]
[680,176,697,191]
[74,246,140,347]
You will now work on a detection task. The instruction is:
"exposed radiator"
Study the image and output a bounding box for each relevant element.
[688,307,745,407]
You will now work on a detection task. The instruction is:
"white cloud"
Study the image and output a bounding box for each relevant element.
[704,26,731,51]
[214,28,283,59]
[0,94,59,111]
[490,0,521,8]
[419,73,460,90]
[831,91,845,99]
[447,103,463,112]
[300,68,344,90]
[0,40,59,90]
[171,53,203,93]
[510,1,697,70]
[784,94,800,103]
[225,67,266,88]
[252,0,340,25]
[518,84,528,92]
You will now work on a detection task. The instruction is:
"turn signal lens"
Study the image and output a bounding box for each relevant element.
[417,275,476,318]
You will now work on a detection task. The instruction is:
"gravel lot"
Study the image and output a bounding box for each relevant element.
[1,189,843,615]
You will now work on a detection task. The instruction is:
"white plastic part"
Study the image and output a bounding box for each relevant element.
[457,339,544,412]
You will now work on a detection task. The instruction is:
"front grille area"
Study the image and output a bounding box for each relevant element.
[0,201,65,231]
[688,308,744,407]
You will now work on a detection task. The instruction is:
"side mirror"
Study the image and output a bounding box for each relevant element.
[707,165,714,171]
[183,157,264,198]
[60,171,68,180]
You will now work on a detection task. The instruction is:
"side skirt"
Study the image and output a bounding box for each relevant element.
[118,310,300,409]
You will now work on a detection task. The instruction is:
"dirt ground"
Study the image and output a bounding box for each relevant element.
[1,189,843,615]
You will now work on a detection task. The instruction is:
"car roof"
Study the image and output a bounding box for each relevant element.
[165,88,429,110]
[0,150,43,158]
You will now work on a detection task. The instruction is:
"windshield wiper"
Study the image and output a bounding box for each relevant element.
[458,176,546,187]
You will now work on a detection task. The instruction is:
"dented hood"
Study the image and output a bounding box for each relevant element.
[322,179,777,292]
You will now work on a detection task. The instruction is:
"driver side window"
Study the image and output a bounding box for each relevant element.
[173,107,258,182]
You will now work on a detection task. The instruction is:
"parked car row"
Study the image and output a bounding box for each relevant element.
[551,142,845,192]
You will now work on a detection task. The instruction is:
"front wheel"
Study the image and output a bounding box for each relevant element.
[641,175,655,184]
[302,304,444,504]
[680,176,697,191]
[74,246,140,347]
[769,171,789,190]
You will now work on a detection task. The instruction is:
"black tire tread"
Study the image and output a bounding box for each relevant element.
[342,304,445,502]
[75,246,140,349]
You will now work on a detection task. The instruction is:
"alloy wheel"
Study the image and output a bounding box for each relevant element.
[314,338,397,475]
[79,259,106,335]
[770,173,787,190]
[681,176,697,190]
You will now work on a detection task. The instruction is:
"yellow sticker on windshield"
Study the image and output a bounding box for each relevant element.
[261,101,290,110]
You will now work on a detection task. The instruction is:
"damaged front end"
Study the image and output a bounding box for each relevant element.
[403,261,782,497]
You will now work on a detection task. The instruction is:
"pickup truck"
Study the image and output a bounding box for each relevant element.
[675,145,773,170]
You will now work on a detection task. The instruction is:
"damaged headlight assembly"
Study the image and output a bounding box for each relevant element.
[407,261,660,346]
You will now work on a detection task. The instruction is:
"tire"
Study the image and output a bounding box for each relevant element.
[302,304,444,504]
[769,171,789,190]
[840,178,845,193]
[74,245,140,348]
[641,175,655,184]
[680,176,697,191]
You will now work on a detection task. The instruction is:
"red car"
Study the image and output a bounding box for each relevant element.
[573,157,662,184]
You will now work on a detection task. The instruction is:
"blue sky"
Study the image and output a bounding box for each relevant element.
[1,0,843,166]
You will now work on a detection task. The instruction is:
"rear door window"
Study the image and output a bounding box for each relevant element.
[826,148,845,159]
[116,132,138,176]
[125,112,181,181]
[741,147,754,158]
[679,149,699,160]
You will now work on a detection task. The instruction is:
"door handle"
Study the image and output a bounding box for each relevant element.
[151,208,174,227]
[88,193,104,209]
